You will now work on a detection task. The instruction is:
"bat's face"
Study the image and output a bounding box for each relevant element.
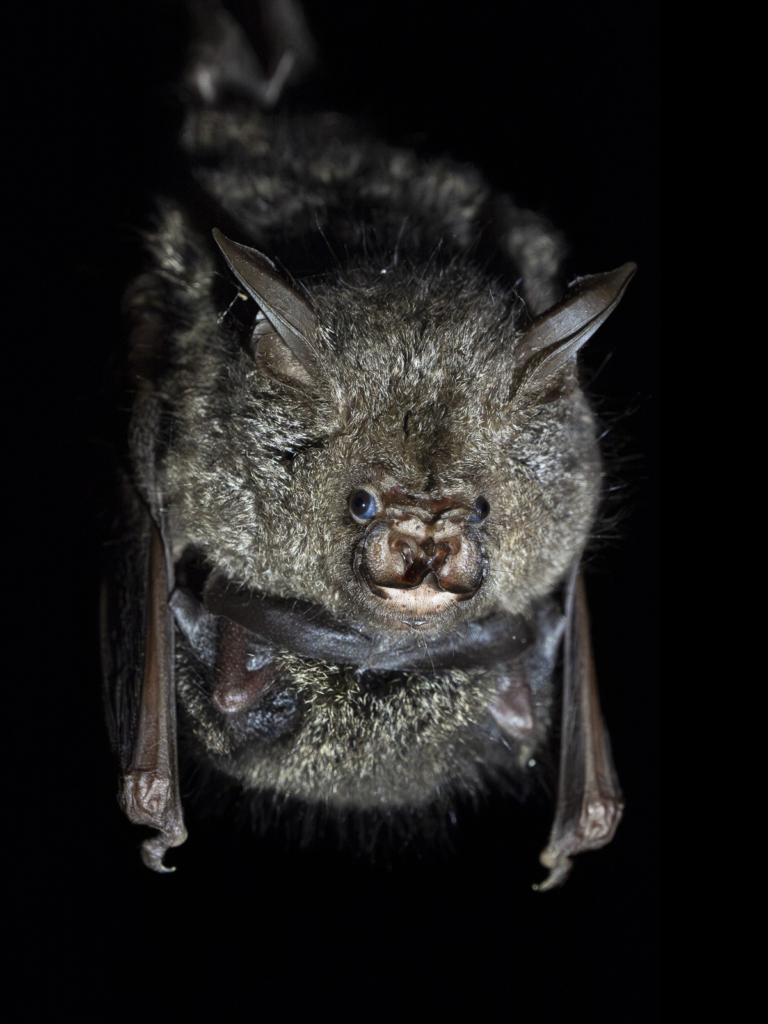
[166,263,603,634]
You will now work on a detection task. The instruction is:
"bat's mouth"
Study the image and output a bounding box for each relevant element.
[369,577,461,621]
[354,519,488,627]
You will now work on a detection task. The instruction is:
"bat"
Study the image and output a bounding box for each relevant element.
[101,0,634,889]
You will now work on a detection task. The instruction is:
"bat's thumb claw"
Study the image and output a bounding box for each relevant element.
[533,850,574,892]
[140,831,186,873]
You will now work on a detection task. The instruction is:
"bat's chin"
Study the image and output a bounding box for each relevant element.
[364,574,473,630]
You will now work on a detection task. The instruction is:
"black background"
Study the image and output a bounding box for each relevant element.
[19,1,658,1019]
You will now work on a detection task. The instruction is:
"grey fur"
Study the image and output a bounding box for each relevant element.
[126,73,609,820]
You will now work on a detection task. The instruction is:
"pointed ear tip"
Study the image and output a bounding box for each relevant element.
[589,261,636,301]
[614,261,638,283]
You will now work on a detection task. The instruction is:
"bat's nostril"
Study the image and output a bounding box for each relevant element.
[359,524,484,598]
[426,542,450,574]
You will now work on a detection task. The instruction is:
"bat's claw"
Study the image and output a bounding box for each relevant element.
[533,850,574,892]
[139,825,189,874]
[119,765,188,874]
[140,836,177,873]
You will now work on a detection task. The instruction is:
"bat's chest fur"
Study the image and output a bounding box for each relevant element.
[176,639,550,809]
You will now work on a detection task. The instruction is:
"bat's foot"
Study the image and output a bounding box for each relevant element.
[185,0,316,109]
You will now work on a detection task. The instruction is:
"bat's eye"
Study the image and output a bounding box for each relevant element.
[349,489,377,521]
[468,496,490,523]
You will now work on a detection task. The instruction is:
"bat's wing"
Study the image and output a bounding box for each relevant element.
[101,279,187,872]
[536,567,624,890]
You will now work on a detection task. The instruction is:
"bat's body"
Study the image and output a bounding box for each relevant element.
[102,0,632,886]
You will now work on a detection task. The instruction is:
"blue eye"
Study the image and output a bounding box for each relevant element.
[349,489,377,521]
[468,496,490,523]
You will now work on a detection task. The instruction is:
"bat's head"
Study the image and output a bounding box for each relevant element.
[165,230,634,635]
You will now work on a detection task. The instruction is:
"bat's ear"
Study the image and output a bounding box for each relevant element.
[213,229,321,388]
[515,262,636,388]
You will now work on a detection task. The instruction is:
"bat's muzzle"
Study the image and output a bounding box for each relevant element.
[354,512,488,619]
